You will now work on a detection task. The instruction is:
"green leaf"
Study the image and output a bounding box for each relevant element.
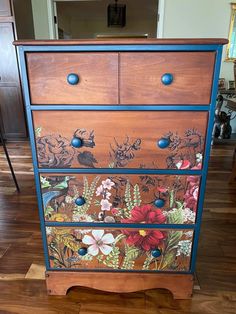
[125,181,133,214]
[125,245,141,260]
[159,250,176,270]
[169,190,174,208]
[167,206,184,224]
[114,233,126,244]
[40,176,51,189]
[103,247,120,269]
[35,127,42,137]
[133,184,141,206]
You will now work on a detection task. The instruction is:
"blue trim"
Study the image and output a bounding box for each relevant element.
[45,221,195,229]
[45,268,193,274]
[18,49,50,270]
[30,105,210,111]
[190,46,223,273]
[20,44,220,52]
[38,168,202,175]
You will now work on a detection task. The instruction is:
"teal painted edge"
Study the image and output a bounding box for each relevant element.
[18,48,51,270]
[189,46,223,273]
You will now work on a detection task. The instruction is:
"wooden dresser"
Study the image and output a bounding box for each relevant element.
[15,39,227,299]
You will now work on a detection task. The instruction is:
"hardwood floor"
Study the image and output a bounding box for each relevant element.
[0,141,235,314]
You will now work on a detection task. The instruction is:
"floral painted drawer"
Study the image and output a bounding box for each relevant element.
[33,111,207,169]
[41,174,200,224]
[46,227,194,272]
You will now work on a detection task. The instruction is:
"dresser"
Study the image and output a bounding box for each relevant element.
[15,38,227,299]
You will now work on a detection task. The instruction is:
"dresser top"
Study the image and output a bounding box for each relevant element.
[13,38,228,46]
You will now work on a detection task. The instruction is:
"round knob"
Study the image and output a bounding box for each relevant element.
[78,247,88,256]
[67,73,79,85]
[157,138,170,149]
[154,198,165,208]
[161,73,173,85]
[71,137,83,148]
[75,196,86,206]
[151,249,162,258]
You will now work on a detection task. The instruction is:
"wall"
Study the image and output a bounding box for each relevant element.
[31,0,50,39]
[56,0,157,39]
[162,0,236,132]
[13,0,34,39]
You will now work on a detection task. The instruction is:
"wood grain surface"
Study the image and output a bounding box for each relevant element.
[33,110,207,169]
[46,271,194,299]
[26,52,119,105]
[120,52,215,105]
[13,38,229,46]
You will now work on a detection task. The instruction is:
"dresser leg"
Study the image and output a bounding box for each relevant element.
[45,271,194,299]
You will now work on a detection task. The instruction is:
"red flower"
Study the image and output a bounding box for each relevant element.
[123,229,165,251]
[111,208,119,215]
[176,159,191,169]
[184,176,200,212]
[121,205,166,224]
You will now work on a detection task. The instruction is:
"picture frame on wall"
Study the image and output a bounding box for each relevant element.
[218,78,226,90]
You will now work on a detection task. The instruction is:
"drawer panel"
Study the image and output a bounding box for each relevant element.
[33,111,207,169]
[41,173,200,225]
[120,52,215,105]
[26,52,118,104]
[46,227,193,271]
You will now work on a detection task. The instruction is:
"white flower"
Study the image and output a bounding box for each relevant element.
[100,199,112,211]
[73,213,94,223]
[46,227,53,235]
[184,231,194,238]
[183,207,196,223]
[105,191,111,200]
[196,153,202,164]
[65,196,73,203]
[102,179,115,190]
[176,240,192,257]
[96,185,104,196]
[82,230,115,256]
[193,187,199,200]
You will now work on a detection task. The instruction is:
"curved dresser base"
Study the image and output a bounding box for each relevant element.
[45,271,194,299]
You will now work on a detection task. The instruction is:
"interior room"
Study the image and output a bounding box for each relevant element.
[0,0,235,313]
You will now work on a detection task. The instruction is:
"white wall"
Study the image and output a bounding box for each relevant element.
[162,0,233,82]
[162,0,236,132]
[31,0,50,39]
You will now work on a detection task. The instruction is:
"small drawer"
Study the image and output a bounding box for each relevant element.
[120,52,215,105]
[26,52,119,104]
[41,173,200,225]
[33,110,207,169]
[46,227,194,271]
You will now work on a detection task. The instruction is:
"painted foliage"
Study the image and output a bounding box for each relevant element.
[46,227,193,271]
[41,174,200,224]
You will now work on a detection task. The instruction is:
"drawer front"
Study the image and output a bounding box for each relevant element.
[120,52,215,105]
[26,52,119,105]
[33,111,207,169]
[46,227,193,271]
[41,173,200,224]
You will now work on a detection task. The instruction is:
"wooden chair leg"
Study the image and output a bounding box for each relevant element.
[0,130,20,192]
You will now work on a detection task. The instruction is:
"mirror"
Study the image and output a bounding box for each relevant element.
[226,3,236,61]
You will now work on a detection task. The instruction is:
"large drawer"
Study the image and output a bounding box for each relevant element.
[26,52,119,105]
[120,52,215,105]
[41,173,200,225]
[33,111,207,169]
[46,227,194,271]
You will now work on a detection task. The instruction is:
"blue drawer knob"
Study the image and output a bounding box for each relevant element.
[154,198,165,208]
[78,247,88,256]
[71,137,83,148]
[151,249,162,258]
[67,73,79,85]
[157,138,170,149]
[75,196,86,206]
[161,73,173,85]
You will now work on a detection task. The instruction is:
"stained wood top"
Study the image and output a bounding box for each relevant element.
[13,38,228,46]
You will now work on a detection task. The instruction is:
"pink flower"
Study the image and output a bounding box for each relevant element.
[82,230,115,256]
[102,179,115,190]
[184,176,200,212]
[100,199,112,211]
[96,185,104,196]
[176,159,191,170]
[157,186,168,193]
[111,208,119,215]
